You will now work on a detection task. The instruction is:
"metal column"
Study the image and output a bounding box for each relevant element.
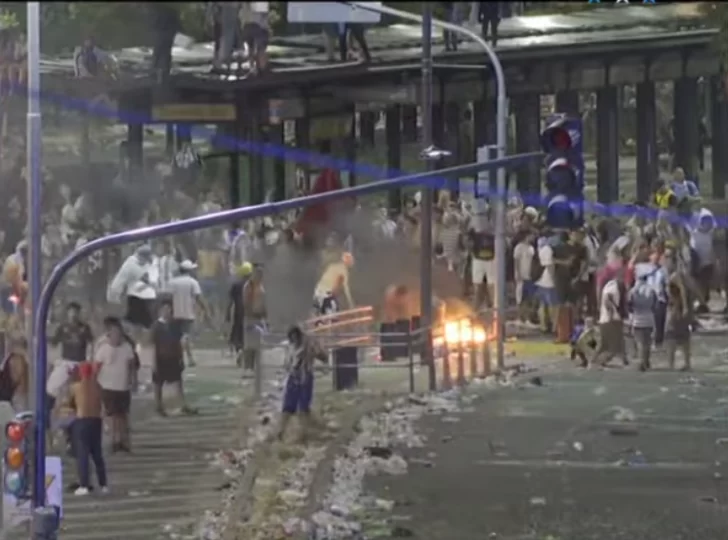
[127,123,144,178]
[596,86,619,204]
[385,105,402,210]
[445,101,461,198]
[420,2,436,391]
[636,81,658,204]
[710,74,728,199]
[346,107,358,187]
[230,123,241,208]
[295,111,311,191]
[673,77,700,181]
[359,110,376,147]
[269,123,286,201]
[514,93,541,196]
[402,105,418,143]
[555,90,580,117]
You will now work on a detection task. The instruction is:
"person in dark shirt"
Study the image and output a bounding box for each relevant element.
[227,262,252,367]
[151,300,195,416]
[468,227,495,311]
[50,302,94,363]
[479,2,502,47]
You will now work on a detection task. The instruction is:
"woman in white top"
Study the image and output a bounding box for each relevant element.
[95,317,137,453]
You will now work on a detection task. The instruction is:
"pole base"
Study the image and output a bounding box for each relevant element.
[32,506,59,540]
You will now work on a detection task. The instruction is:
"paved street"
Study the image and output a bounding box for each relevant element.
[366,335,728,540]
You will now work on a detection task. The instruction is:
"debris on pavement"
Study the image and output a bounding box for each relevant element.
[306,391,464,539]
[164,378,285,540]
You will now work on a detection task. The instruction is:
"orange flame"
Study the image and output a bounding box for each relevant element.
[434,319,487,347]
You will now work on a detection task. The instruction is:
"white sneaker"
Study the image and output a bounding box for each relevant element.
[100,486,109,495]
[74,487,89,496]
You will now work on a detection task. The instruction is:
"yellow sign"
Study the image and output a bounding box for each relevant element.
[151,103,236,122]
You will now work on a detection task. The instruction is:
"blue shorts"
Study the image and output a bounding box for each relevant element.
[521,280,536,301]
[282,373,314,414]
[537,286,560,307]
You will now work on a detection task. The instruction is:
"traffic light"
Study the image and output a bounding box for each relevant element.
[4,419,30,499]
[541,114,584,229]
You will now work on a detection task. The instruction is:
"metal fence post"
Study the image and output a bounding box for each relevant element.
[456,319,466,386]
[441,339,452,390]
[407,323,415,394]
[469,316,478,379]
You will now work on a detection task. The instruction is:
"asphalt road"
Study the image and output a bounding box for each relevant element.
[366,335,728,540]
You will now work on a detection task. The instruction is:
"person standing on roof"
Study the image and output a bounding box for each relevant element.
[149,3,180,81]
[213,1,241,71]
[339,21,371,64]
[240,2,270,74]
[443,2,466,51]
[479,2,502,47]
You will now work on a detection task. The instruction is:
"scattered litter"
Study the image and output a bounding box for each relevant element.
[529,376,543,387]
[716,438,728,446]
[441,416,460,423]
[612,407,636,422]
[593,386,607,396]
[609,426,639,437]
[529,496,547,506]
[572,442,584,452]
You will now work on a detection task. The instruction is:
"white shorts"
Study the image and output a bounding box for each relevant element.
[471,259,496,286]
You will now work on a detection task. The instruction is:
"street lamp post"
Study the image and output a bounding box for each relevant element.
[345,1,509,370]
[27,3,58,537]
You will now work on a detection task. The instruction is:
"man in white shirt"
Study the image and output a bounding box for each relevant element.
[535,236,558,333]
[594,275,628,367]
[168,260,209,368]
[513,233,535,324]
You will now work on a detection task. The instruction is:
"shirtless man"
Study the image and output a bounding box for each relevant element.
[313,252,355,317]
[69,362,108,495]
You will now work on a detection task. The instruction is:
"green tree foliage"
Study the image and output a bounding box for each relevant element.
[1,1,449,55]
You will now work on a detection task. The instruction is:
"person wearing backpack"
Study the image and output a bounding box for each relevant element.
[628,263,657,371]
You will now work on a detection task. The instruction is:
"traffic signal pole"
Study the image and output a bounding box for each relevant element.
[30,153,543,510]
[346,1,510,370]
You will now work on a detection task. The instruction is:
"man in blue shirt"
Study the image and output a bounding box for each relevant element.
[670,167,699,219]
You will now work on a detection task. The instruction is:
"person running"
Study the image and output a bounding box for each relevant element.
[277,325,328,443]
[69,362,108,496]
[150,301,196,417]
[168,259,210,368]
[95,317,136,453]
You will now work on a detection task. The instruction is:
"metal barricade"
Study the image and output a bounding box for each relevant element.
[257,310,493,398]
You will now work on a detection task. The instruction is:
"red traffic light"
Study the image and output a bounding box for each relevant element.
[5,422,25,444]
[550,128,572,151]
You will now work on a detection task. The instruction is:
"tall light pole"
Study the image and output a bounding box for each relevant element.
[26,0,46,517]
[346,2,509,370]
[419,3,436,390]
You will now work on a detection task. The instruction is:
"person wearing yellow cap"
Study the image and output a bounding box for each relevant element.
[227,261,253,367]
[313,251,355,318]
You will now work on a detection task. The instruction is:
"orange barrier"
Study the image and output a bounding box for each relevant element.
[303,306,375,348]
